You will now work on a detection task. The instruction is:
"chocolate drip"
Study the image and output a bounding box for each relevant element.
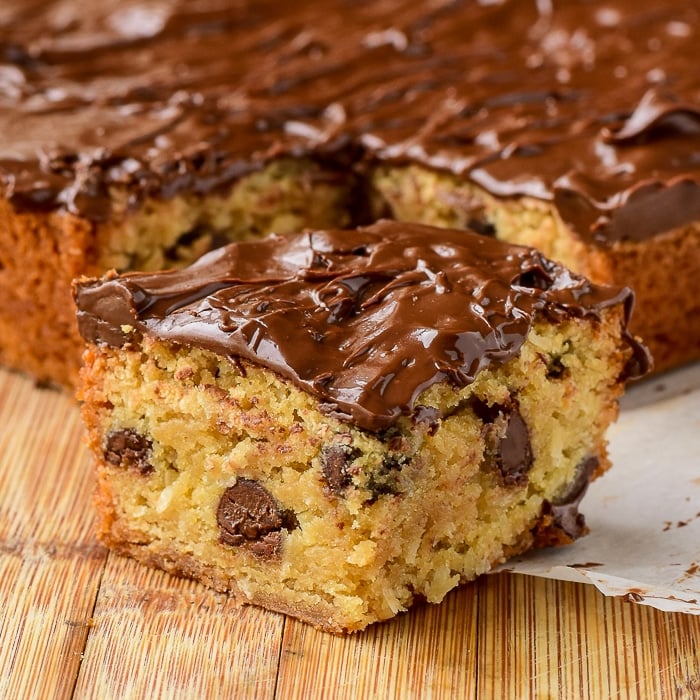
[534,456,601,546]
[1,1,699,243]
[75,221,648,432]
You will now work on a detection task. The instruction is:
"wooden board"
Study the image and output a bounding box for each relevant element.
[1,367,699,699]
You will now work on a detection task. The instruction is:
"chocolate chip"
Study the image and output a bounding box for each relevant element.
[498,409,533,486]
[555,455,599,507]
[470,397,500,424]
[104,429,153,475]
[533,456,599,546]
[164,226,229,263]
[467,216,496,237]
[545,340,572,379]
[366,453,407,500]
[217,479,297,558]
[545,355,566,379]
[320,444,360,495]
[539,499,587,544]
[472,399,533,486]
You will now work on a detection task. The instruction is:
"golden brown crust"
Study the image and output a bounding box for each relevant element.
[96,532,360,633]
[95,504,543,634]
[0,199,97,387]
[604,224,700,373]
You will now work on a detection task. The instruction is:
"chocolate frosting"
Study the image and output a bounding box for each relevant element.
[75,220,648,431]
[1,1,700,243]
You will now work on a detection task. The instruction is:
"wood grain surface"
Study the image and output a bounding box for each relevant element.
[1,367,698,699]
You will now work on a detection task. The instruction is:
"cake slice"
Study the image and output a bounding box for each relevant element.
[74,220,648,633]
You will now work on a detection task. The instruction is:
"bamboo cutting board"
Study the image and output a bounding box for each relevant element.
[1,367,699,699]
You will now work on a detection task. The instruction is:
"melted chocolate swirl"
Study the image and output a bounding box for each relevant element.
[75,221,648,431]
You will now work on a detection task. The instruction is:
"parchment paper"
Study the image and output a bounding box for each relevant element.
[497,361,700,615]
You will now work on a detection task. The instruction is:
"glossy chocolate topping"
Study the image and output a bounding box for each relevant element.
[1,1,700,242]
[75,221,647,431]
